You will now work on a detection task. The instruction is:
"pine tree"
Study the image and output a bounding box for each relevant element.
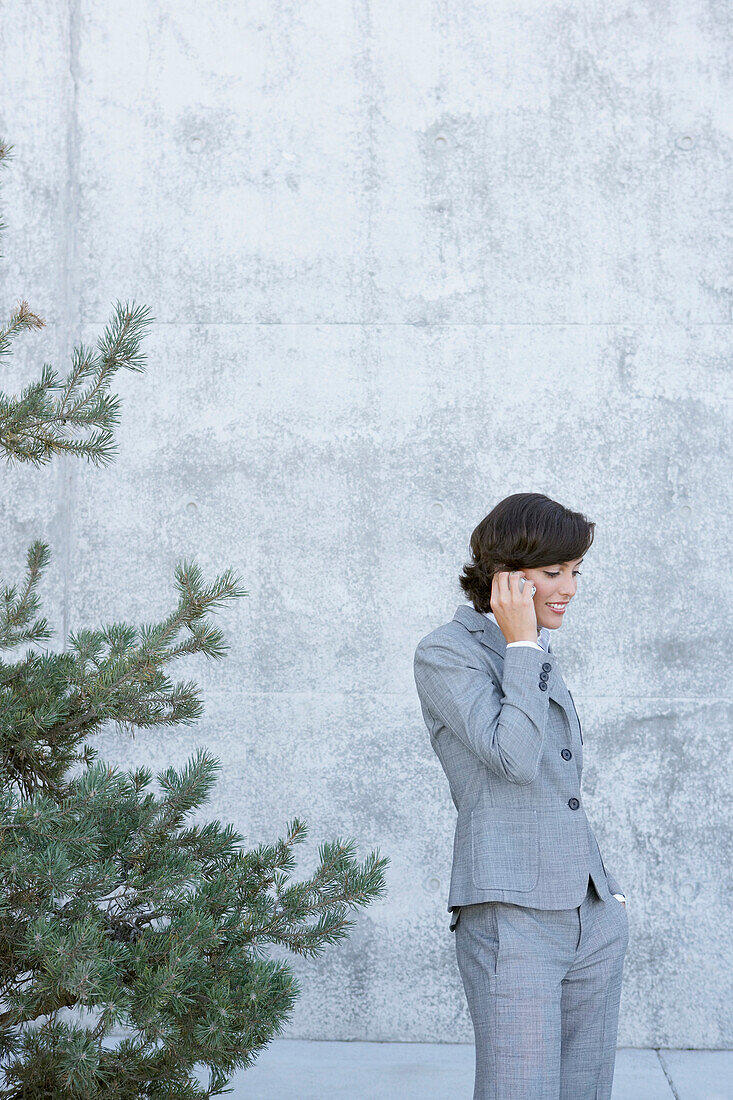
[0,139,389,1099]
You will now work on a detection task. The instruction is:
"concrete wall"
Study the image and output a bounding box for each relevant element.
[1,0,731,1048]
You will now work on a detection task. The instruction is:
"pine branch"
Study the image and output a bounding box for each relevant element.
[0,540,53,650]
[0,555,247,797]
[0,299,153,468]
[0,137,16,258]
[0,299,46,361]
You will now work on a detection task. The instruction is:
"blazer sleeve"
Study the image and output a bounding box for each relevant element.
[590,827,624,897]
[605,867,623,896]
[413,637,553,785]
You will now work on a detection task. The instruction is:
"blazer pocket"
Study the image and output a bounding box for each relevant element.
[470,807,540,891]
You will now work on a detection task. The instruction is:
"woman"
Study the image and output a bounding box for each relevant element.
[413,492,628,1100]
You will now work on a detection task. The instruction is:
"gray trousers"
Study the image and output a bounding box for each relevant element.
[454,875,629,1100]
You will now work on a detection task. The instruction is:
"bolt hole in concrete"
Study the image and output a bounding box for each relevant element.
[434,134,448,147]
[186,502,198,514]
[431,501,444,517]
[187,136,204,153]
[675,134,695,150]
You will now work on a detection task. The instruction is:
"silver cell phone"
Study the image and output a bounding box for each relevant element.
[518,577,536,597]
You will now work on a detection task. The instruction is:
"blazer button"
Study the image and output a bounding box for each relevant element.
[540,671,549,681]
[542,662,552,671]
[561,748,572,760]
[568,797,580,810]
[539,682,548,691]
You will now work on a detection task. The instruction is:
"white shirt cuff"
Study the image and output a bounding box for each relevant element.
[505,640,544,651]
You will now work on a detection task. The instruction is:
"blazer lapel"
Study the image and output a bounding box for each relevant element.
[452,604,572,718]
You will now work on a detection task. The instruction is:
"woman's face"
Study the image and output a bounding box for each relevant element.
[521,557,584,631]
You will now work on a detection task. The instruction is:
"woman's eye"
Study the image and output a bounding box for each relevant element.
[544,571,582,577]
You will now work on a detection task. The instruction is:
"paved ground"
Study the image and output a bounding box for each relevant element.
[193,1041,733,1099]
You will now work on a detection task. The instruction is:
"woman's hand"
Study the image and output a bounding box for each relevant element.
[490,569,539,644]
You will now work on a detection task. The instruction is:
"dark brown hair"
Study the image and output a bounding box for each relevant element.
[459,493,595,613]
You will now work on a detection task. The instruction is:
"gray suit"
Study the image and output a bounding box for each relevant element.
[414,604,628,1099]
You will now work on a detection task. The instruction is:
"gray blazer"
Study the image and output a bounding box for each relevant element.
[414,604,623,917]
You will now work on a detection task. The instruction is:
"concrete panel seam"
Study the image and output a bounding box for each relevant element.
[655,1050,683,1100]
